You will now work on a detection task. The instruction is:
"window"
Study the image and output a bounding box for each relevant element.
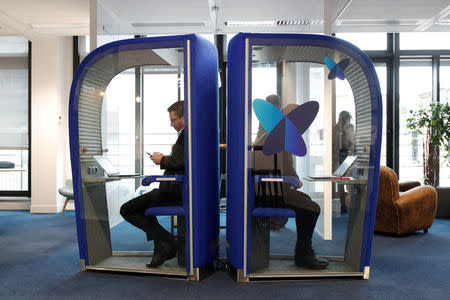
[399,59,432,182]
[0,37,29,194]
[400,32,450,50]
[375,64,387,166]
[336,32,387,50]
[439,59,450,185]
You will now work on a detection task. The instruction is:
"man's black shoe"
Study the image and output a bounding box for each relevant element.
[146,253,166,268]
[146,239,179,268]
[163,239,178,261]
[295,255,329,270]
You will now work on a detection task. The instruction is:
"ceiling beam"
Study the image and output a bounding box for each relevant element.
[0,9,40,41]
[209,0,218,33]
[415,5,450,31]
[333,0,352,24]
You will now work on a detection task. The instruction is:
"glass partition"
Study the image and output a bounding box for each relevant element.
[248,43,371,276]
[76,44,186,274]
[101,68,136,229]
[143,68,183,176]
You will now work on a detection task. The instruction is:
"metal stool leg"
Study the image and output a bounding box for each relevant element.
[170,215,178,235]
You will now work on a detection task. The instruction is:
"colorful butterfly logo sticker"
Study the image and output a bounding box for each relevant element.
[253,99,319,157]
[324,57,350,80]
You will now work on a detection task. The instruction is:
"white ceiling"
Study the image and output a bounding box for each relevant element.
[0,0,450,39]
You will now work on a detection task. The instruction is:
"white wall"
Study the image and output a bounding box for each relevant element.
[30,37,73,213]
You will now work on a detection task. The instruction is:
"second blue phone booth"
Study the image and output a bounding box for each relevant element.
[226,33,382,281]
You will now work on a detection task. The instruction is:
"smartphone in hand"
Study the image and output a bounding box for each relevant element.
[146,151,153,158]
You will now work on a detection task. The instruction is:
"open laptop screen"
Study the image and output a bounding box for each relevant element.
[93,155,119,176]
[333,155,358,177]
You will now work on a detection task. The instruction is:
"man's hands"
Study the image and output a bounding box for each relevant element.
[150,152,164,165]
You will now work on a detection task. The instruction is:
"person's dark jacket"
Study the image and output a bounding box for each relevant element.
[159,129,184,198]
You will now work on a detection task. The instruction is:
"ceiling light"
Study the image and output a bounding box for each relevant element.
[276,20,323,26]
[436,19,450,25]
[29,23,88,29]
[131,22,205,27]
[339,19,420,26]
[225,21,276,26]
[225,20,323,27]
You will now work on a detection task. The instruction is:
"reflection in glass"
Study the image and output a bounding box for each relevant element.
[143,71,182,176]
[335,64,387,165]
[249,44,370,275]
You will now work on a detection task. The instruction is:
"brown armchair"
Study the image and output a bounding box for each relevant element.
[374,166,437,235]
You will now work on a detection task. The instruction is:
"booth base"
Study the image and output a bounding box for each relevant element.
[230,256,364,282]
[187,262,216,281]
[85,251,187,278]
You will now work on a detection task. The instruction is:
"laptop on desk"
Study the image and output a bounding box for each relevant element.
[93,155,142,177]
[308,155,357,180]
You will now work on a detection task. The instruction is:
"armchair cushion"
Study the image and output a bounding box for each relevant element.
[399,181,421,192]
[394,186,437,234]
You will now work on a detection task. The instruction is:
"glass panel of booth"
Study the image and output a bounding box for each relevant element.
[78,46,185,272]
[249,44,369,274]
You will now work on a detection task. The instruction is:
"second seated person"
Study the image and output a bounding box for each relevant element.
[120,100,184,268]
[253,101,329,270]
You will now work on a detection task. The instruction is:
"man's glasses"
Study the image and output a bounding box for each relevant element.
[170,117,180,124]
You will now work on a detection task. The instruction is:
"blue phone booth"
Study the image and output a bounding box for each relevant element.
[226,33,382,281]
[69,35,219,281]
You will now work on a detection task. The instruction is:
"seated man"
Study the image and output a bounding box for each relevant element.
[120,100,184,268]
[253,101,328,270]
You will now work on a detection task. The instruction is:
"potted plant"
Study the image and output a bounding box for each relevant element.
[406,101,450,217]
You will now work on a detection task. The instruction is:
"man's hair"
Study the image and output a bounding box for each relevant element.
[167,101,184,117]
[266,94,281,109]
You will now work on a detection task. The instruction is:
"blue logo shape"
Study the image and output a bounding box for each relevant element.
[253,99,319,157]
[324,57,350,80]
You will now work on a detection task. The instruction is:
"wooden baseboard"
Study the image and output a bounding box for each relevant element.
[0,197,31,210]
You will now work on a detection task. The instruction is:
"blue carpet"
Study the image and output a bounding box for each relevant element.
[1,210,449,299]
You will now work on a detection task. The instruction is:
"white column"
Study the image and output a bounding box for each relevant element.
[323,0,335,240]
[30,37,73,213]
[90,0,97,52]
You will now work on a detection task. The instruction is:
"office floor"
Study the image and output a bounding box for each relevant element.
[1,210,449,299]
